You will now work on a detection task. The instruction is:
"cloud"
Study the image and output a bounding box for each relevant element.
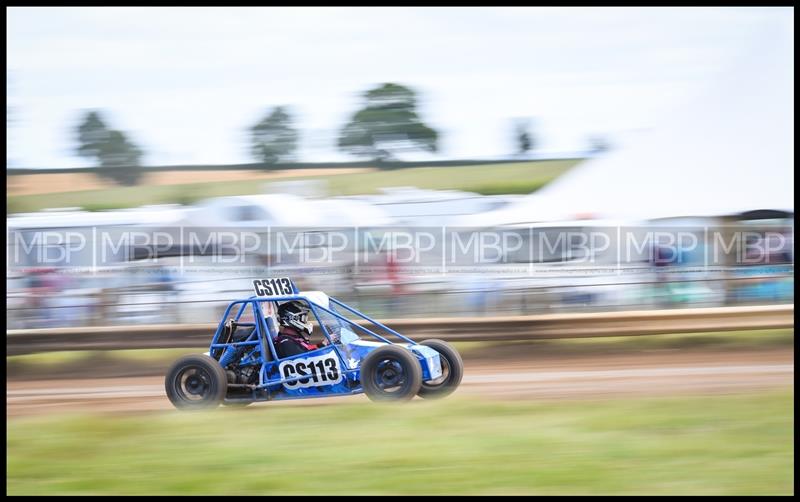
[7,6,792,167]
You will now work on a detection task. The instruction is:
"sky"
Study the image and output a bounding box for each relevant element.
[6,6,794,168]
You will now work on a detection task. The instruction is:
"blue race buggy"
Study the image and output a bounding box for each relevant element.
[165,278,463,409]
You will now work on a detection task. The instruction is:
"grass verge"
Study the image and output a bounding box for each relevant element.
[7,160,579,213]
[7,390,794,495]
[451,328,795,358]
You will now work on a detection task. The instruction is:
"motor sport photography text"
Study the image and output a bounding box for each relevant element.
[8,225,792,275]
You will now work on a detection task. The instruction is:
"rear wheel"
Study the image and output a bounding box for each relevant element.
[360,345,422,402]
[165,354,227,410]
[417,339,463,399]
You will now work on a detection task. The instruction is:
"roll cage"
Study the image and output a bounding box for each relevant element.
[209,292,420,396]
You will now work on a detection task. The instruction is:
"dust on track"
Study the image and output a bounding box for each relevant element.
[7,347,793,418]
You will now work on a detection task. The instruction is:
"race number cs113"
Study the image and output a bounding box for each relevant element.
[279,352,343,390]
[252,277,294,297]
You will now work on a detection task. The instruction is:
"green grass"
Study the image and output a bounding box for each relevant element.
[7,160,579,213]
[552,328,795,350]
[8,348,194,367]
[7,390,794,495]
[453,328,795,357]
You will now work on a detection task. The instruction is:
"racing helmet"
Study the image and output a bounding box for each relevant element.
[278,301,313,335]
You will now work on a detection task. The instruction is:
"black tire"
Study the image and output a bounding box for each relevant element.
[417,339,464,399]
[360,345,423,402]
[165,354,228,410]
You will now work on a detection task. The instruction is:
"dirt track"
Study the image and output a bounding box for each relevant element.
[6,347,793,417]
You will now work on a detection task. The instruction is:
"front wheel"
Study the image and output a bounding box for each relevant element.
[165,354,228,410]
[360,345,423,402]
[417,339,464,399]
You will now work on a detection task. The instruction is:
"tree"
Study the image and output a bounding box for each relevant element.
[75,110,144,186]
[513,119,535,156]
[97,130,143,185]
[338,83,438,161]
[76,111,109,159]
[249,106,299,164]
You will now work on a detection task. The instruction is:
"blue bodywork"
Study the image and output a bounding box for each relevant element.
[209,288,442,403]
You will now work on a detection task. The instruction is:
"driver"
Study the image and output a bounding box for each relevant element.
[275,301,328,357]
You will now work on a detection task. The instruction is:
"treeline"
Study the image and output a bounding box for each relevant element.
[50,82,603,186]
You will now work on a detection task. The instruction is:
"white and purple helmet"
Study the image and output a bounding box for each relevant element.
[278,301,313,334]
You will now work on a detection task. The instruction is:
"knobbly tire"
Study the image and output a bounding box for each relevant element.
[417,339,464,399]
[360,345,423,402]
[165,354,228,410]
